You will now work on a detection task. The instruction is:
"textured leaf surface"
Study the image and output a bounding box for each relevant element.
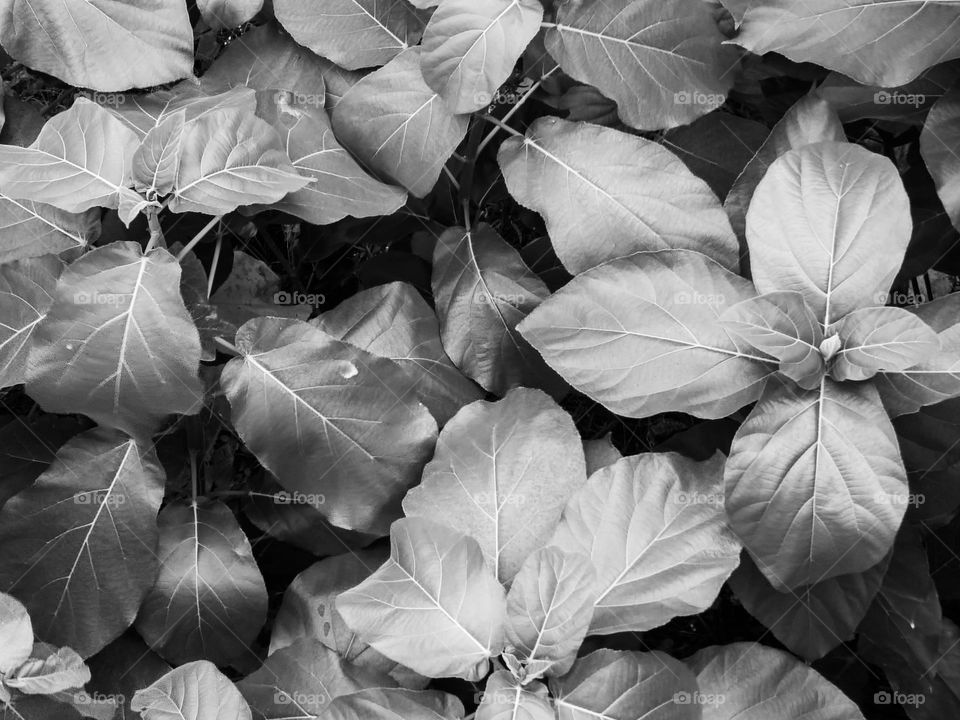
[552,452,741,634]
[332,48,469,198]
[135,500,268,667]
[0,256,61,389]
[0,197,98,264]
[25,242,203,440]
[325,688,465,720]
[404,388,587,582]
[831,306,939,382]
[499,117,739,274]
[337,517,506,681]
[220,317,438,534]
[5,646,89,694]
[0,592,32,674]
[131,660,251,720]
[725,379,907,591]
[476,672,553,720]
[0,429,164,658]
[519,249,774,419]
[921,86,960,233]
[198,0,263,29]
[545,0,736,129]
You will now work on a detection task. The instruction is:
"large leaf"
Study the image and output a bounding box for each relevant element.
[0,593,32,674]
[0,429,164,658]
[25,242,204,441]
[518,249,775,419]
[403,388,587,582]
[324,688,465,720]
[433,224,562,396]
[921,86,960,233]
[498,117,739,275]
[725,379,907,591]
[544,0,736,130]
[549,649,699,720]
[688,642,867,719]
[476,672,553,720]
[314,281,481,425]
[0,256,61,388]
[332,47,469,198]
[0,0,193,91]
[131,661,251,720]
[552,452,741,634]
[831,306,940,382]
[503,547,597,680]
[337,517,507,681]
[420,0,543,113]
[220,317,438,534]
[0,99,142,215]
[733,1,960,87]
[0,197,98,264]
[135,500,268,667]
[746,141,911,325]
[273,0,427,71]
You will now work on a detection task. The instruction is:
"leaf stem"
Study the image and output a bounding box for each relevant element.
[476,67,558,156]
[214,336,241,357]
[477,113,524,139]
[144,208,164,252]
[207,231,223,299]
[176,215,224,262]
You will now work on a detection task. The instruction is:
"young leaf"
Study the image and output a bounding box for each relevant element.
[720,291,825,390]
[746,141,912,325]
[332,47,470,198]
[433,223,563,396]
[135,500,268,667]
[403,388,587,582]
[831,306,940,382]
[220,317,438,534]
[168,108,310,215]
[198,0,263,29]
[0,197,98,265]
[921,86,960,233]
[725,379,907,591]
[518,249,775,419]
[687,642,867,719]
[733,1,960,87]
[131,110,186,200]
[552,452,741,634]
[544,0,736,130]
[131,660,251,720]
[25,242,204,441]
[549,649,699,720]
[0,429,165,658]
[0,593,33,674]
[5,647,90,694]
[0,256,61,389]
[503,547,597,680]
[337,517,507,681]
[274,0,427,71]
[0,0,193,91]
[477,672,553,720]
[498,117,739,275]
[0,99,142,215]
[324,688,465,720]
[420,0,543,113]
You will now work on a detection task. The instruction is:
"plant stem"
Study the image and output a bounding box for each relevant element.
[144,208,164,252]
[477,113,524,139]
[176,215,223,262]
[207,231,223,299]
[214,336,241,357]
[476,66,558,155]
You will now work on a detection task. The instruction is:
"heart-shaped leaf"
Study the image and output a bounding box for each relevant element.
[131,661,251,720]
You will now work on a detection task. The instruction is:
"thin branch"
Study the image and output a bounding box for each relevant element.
[176,215,223,262]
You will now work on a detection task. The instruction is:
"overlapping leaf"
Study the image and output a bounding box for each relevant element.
[131,661,251,720]
[0,256,61,388]
[477,672,553,720]
[0,197,98,264]
[325,688,465,720]
[0,593,32,674]
[198,0,263,29]
[831,307,940,382]
[921,86,960,233]
[5,646,90,694]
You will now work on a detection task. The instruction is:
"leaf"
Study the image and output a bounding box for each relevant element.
[337,517,507,681]
[583,435,622,476]
[544,0,736,130]
[0,593,32,674]
[432,224,564,396]
[733,1,960,87]
[198,0,263,29]
[168,108,310,215]
[549,649,699,720]
[831,307,940,382]
[725,93,844,245]
[0,197,98,265]
[314,282,480,426]
[0,429,165,658]
[0,0,193,91]
[220,317,438,534]
[504,547,597,680]
[476,672,553,720]
[135,500,268,667]
[6,647,90,694]
[720,291,825,389]
[404,388,586,581]
[332,47,470,198]
[725,378,907,591]
[921,86,960,233]
[210,249,312,330]
[131,660,251,720]
[729,552,888,661]
[0,256,61,389]
[256,92,406,225]
[498,117,739,275]
[746,141,911,325]
[274,0,427,71]
[420,0,543,113]
[324,688,465,720]
[688,642,867,719]
[552,452,741,634]
[0,99,142,215]
[131,110,186,200]
[25,242,204,441]
[518,249,775,419]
